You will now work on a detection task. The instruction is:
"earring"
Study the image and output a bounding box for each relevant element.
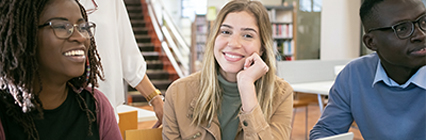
[86,58,90,82]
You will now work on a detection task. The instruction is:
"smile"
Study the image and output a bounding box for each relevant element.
[225,53,243,58]
[410,47,426,56]
[223,52,244,62]
[64,50,85,56]
[63,49,86,63]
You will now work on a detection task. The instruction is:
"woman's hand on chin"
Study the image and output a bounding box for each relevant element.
[237,53,269,84]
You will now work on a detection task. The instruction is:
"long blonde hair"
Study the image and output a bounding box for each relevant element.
[192,0,276,126]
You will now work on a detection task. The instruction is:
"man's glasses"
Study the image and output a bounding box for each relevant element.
[38,20,96,39]
[368,14,426,39]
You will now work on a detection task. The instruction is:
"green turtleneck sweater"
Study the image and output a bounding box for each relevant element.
[218,74,242,140]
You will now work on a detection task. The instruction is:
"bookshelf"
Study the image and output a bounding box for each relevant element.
[266,5,296,61]
[190,15,209,73]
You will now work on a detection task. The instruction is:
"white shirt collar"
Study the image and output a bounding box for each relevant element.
[373,60,426,90]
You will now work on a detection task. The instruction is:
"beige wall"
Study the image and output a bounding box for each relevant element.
[320,0,361,60]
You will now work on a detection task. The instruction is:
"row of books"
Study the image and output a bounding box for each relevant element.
[196,44,205,60]
[195,34,207,43]
[274,40,295,61]
[275,54,294,61]
[282,56,294,61]
[196,25,208,34]
[281,40,295,55]
[272,24,293,38]
[195,16,206,25]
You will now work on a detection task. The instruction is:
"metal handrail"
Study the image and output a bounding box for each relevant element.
[146,0,190,77]
[161,11,190,54]
[147,2,163,41]
[161,26,189,71]
[161,42,185,78]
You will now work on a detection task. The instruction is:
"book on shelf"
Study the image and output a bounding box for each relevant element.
[268,9,276,22]
[197,25,208,33]
[273,40,294,61]
[282,40,294,56]
[196,34,207,43]
[267,5,296,61]
[272,24,293,38]
[284,56,294,61]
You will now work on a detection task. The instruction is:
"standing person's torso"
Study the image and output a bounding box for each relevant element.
[80,0,147,110]
[81,0,127,108]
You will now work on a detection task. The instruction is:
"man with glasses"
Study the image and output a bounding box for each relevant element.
[310,0,426,139]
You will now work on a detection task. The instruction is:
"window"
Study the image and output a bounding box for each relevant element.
[182,0,207,20]
[299,0,322,12]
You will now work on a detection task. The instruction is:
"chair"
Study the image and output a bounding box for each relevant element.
[125,128,163,140]
[118,110,138,140]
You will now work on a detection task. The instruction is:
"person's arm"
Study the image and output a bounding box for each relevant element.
[93,88,123,140]
[237,53,268,112]
[134,74,164,128]
[309,79,354,140]
[237,53,293,139]
[238,88,293,140]
[113,0,164,128]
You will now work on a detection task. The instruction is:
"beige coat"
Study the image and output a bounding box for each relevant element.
[163,72,293,140]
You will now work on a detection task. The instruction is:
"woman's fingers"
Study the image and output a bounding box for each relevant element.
[238,53,269,83]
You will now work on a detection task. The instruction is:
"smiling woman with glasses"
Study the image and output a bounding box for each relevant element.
[368,14,426,39]
[0,0,122,140]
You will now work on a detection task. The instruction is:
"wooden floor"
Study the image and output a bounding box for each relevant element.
[135,104,364,140]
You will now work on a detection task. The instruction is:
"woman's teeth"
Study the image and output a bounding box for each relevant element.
[64,50,84,56]
[225,53,241,58]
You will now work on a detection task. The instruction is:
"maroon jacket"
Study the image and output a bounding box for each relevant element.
[0,88,122,140]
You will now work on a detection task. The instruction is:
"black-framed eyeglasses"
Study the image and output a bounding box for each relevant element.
[367,14,426,39]
[38,20,96,39]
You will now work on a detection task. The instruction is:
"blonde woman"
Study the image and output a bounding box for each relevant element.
[163,0,293,139]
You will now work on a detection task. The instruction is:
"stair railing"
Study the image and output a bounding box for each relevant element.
[145,0,190,78]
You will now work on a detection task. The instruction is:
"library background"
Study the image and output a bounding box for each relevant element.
[120,0,426,139]
[125,0,426,104]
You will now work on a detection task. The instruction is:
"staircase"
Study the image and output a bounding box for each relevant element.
[124,0,178,103]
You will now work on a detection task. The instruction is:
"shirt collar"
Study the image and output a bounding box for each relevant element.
[373,60,426,90]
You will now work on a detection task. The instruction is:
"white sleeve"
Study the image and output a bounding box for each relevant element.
[116,0,147,87]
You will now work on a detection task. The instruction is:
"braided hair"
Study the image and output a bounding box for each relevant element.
[0,0,104,139]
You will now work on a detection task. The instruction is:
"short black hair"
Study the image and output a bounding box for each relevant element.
[360,0,384,27]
